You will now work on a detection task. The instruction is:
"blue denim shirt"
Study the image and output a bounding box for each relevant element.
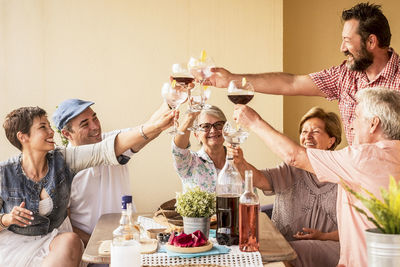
[0,133,119,236]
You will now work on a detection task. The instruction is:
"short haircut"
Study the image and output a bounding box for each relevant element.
[3,106,47,151]
[299,107,342,150]
[196,105,227,125]
[356,87,400,140]
[342,3,391,48]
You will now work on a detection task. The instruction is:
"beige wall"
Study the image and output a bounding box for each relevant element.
[283,0,400,147]
[0,0,282,212]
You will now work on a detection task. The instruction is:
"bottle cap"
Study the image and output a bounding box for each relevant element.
[121,195,132,210]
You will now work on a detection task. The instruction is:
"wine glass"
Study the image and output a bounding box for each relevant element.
[187,51,215,109]
[161,82,188,135]
[172,63,194,108]
[227,79,254,105]
[227,79,254,132]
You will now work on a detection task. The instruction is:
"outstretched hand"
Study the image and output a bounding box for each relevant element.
[204,67,234,88]
[148,103,175,131]
[2,202,33,228]
[293,228,323,240]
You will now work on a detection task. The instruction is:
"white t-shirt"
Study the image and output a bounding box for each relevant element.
[68,129,135,234]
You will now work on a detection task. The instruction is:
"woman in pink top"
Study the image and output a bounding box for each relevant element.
[232,87,400,267]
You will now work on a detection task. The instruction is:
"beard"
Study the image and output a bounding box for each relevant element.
[344,42,374,71]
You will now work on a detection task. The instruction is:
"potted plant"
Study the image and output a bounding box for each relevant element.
[175,187,216,238]
[343,175,400,267]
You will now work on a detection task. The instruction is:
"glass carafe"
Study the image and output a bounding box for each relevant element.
[239,170,260,252]
[216,122,248,246]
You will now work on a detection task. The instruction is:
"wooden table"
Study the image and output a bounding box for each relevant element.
[83,212,296,265]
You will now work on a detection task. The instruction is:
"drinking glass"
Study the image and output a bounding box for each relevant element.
[172,63,195,111]
[161,82,188,135]
[227,79,254,132]
[227,79,254,105]
[187,51,215,109]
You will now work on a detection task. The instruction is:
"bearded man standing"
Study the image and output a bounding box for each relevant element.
[209,2,400,144]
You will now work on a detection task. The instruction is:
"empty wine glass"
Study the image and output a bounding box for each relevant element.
[222,121,249,160]
[188,51,215,109]
[161,82,188,135]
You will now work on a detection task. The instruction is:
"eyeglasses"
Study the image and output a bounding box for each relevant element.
[197,121,225,132]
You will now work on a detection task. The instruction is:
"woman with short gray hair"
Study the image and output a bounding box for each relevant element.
[172,105,227,193]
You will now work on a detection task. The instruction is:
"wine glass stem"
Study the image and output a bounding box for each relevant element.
[173,108,179,132]
[227,143,237,160]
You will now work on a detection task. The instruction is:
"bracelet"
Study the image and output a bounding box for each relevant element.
[139,125,149,140]
[0,214,7,229]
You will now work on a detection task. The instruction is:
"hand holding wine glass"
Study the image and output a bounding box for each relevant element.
[161,81,188,135]
[227,78,255,132]
[188,50,215,109]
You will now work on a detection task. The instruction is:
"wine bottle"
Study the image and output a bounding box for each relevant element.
[239,170,260,252]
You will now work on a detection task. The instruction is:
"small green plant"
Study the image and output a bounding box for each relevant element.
[55,127,69,146]
[342,175,400,234]
[175,187,216,218]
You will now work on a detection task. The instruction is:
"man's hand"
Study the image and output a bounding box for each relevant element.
[233,104,263,130]
[148,103,175,131]
[205,67,235,88]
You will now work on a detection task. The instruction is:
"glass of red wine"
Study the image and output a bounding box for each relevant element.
[227,79,254,132]
[172,63,194,110]
[161,81,188,135]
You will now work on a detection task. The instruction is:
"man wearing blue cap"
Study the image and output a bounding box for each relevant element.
[53,99,171,248]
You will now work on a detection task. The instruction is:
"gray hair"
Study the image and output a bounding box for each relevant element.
[356,87,400,140]
[196,105,227,125]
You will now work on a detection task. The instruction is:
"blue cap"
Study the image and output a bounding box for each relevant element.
[121,195,132,210]
[52,99,94,131]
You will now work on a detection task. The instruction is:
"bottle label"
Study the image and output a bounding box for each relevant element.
[217,228,231,234]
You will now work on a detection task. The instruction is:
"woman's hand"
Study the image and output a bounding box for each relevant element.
[293,228,339,241]
[2,202,34,228]
[180,111,200,131]
[226,144,246,168]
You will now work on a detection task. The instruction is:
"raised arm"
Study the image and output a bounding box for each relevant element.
[233,105,314,173]
[174,111,200,149]
[227,145,272,191]
[208,67,325,97]
[114,104,174,156]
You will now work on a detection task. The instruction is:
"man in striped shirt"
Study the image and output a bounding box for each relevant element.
[208,3,400,144]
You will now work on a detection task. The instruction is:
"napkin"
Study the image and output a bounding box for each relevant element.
[162,245,230,258]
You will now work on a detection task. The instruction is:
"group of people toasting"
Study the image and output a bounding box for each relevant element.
[1,2,400,267]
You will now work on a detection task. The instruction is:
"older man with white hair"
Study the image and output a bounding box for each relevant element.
[232,87,400,267]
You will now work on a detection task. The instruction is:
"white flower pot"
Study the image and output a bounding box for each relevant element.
[365,228,400,267]
[183,217,210,238]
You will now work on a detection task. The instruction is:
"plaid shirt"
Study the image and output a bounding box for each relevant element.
[309,48,400,144]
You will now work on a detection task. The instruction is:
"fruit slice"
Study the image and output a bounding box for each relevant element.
[242,77,247,87]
